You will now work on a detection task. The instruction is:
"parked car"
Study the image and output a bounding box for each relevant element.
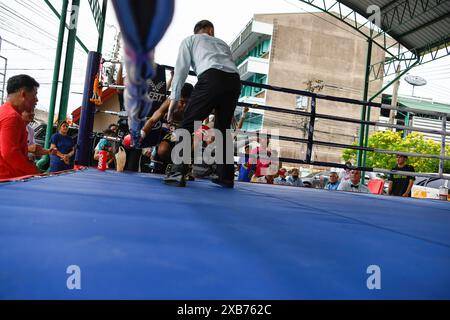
[412,177,450,200]
[302,171,333,188]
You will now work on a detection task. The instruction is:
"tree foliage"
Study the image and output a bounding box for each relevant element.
[342,131,450,173]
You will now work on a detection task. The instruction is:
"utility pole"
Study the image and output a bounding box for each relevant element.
[305,79,324,162]
[389,64,401,129]
[303,79,324,127]
[0,35,7,104]
[107,31,121,85]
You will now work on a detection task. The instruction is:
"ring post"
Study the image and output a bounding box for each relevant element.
[75,51,102,166]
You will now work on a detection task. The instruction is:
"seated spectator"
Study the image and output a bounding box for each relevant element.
[274,168,288,185]
[287,168,303,187]
[339,161,352,182]
[237,144,251,182]
[324,171,340,190]
[266,148,280,185]
[0,74,40,179]
[265,162,279,185]
[93,129,117,169]
[22,110,56,161]
[248,134,273,183]
[49,120,75,172]
[22,110,36,149]
[108,123,119,136]
[337,170,369,193]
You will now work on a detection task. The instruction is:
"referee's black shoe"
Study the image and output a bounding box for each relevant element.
[210,176,234,188]
[163,164,187,187]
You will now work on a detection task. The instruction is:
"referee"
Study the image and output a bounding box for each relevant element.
[164,20,241,188]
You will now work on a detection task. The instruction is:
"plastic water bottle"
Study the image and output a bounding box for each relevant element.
[98,150,108,171]
[438,185,448,201]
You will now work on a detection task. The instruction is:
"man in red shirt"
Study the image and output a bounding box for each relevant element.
[0,74,40,179]
[247,134,275,183]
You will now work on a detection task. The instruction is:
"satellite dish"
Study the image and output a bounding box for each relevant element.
[405,75,427,86]
[404,75,427,97]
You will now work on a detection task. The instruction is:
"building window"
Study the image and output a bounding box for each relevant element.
[244,112,264,131]
[254,74,267,94]
[240,74,267,98]
[236,38,271,66]
[262,39,270,53]
[296,95,309,110]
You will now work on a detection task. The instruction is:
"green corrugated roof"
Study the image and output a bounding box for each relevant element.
[384,95,450,114]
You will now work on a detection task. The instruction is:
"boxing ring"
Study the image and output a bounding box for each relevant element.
[4,57,450,301]
[1,168,450,299]
[0,0,450,300]
[4,62,450,300]
[2,0,450,300]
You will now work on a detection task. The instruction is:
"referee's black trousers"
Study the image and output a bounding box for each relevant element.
[178,68,241,182]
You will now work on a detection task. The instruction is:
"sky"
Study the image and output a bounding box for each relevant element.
[0,0,449,116]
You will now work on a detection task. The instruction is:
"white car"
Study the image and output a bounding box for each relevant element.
[412,177,450,200]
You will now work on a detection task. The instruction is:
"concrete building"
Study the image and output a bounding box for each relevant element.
[230,12,386,166]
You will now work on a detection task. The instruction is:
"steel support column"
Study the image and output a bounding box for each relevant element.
[37,0,69,170]
[58,0,80,123]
